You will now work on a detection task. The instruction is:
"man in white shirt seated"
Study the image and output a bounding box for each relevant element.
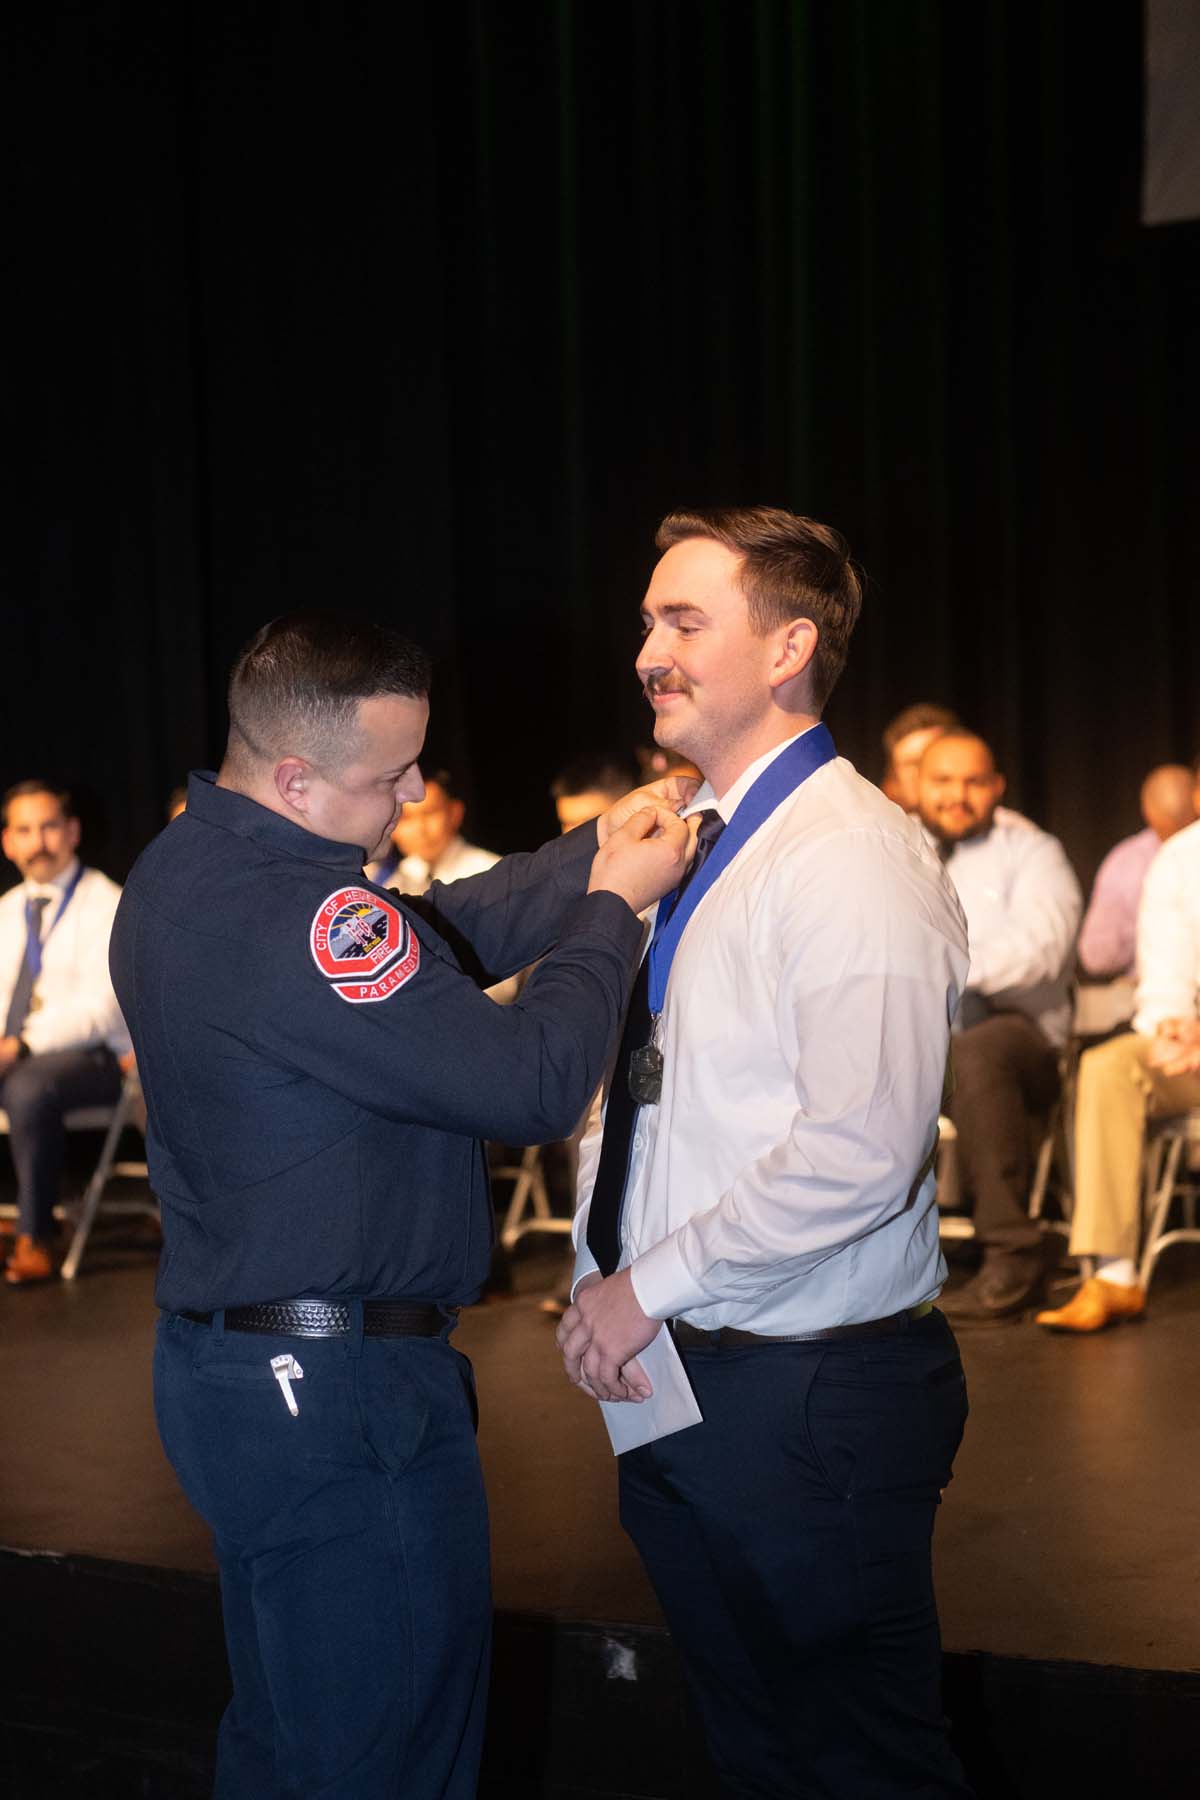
[881,701,961,812]
[1039,798,1200,1332]
[556,505,973,1797]
[0,781,131,1284]
[916,733,1083,1324]
[366,767,498,892]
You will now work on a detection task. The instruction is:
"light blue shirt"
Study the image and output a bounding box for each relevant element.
[939,814,1082,1048]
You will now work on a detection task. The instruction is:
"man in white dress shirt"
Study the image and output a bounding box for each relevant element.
[557,507,974,1798]
[1038,803,1200,1332]
[0,781,130,1283]
[915,733,1082,1324]
[366,768,499,892]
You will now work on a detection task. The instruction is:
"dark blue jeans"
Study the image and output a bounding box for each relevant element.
[155,1309,491,1799]
[619,1309,973,1800]
[1,1045,122,1237]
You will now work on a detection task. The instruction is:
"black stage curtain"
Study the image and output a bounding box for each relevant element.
[6,2,1198,888]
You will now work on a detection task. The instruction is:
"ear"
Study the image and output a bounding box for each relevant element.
[66,816,82,852]
[767,617,819,693]
[993,773,1007,802]
[274,757,314,818]
[447,798,465,832]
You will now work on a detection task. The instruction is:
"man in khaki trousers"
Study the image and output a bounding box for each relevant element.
[1040,801,1200,1332]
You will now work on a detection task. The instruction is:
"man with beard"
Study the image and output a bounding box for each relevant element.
[557,507,974,1798]
[916,732,1082,1323]
[0,781,130,1284]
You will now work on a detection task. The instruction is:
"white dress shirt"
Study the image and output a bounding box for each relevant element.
[571,736,969,1332]
[938,815,1082,1048]
[0,859,131,1057]
[393,836,500,894]
[1133,817,1200,1036]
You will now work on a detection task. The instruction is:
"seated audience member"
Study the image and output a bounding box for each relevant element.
[917,733,1083,1322]
[0,781,130,1284]
[881,702,961,811]
[1077,763,1197,983]
[367,767,497,891]
[1039,795,1200,1332]
[549,754,639,834]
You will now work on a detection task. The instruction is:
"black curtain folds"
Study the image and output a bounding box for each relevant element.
[6,2,1198,886]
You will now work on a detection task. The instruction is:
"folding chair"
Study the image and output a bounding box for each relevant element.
[0,1069,154,1280]
[1137,1108,1200,1295]
[492,1144,573,1251]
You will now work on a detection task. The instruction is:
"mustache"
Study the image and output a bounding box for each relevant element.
[644,673,692,701]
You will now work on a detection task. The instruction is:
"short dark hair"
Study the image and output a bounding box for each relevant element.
[654,506,863,710]
[881,703,961,761]
[227,611,432,774]
[2,780,75,827]
[550,754,638,802]
[422,769,465,805]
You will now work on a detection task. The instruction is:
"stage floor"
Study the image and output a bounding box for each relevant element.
[2,1232,1199,1672]
[2,1221,1200,1797]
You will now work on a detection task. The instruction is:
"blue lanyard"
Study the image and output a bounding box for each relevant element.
[27,862,85,979]
[646,724,837,1014]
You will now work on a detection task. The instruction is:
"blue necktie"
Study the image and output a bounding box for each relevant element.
[586,811,725,1277]
[5,896,50,1039]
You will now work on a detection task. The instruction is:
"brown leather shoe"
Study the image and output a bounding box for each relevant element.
[1036,1276,1145,1332]
[4,1235,58,1286]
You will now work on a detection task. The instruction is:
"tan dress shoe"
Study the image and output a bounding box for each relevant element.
[1036,1275,1145,1332]
[4,1235,58,1286]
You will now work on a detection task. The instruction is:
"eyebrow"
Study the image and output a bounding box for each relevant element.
[641,601,711,621]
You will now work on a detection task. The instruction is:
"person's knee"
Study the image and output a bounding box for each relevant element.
[1077,1033,1146,1101]
[0,1059,63,1127]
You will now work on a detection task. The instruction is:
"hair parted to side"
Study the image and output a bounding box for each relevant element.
[2,780,76,827]
[881,702,961,760]
[655,506,863,709]
[227,612,432,773]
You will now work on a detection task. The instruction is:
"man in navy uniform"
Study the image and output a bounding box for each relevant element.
[110,611,693,1800]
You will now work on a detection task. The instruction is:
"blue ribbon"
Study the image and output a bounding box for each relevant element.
[646,724,837,1014]
[27,861,85,979]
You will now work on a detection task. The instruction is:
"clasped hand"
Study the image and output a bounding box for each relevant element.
[555,1269,661,1403]
[1148,1017,1200,1078]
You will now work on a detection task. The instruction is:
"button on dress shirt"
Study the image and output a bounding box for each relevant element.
[1133,817,1200,1036]
[1077,826,1160,981]
[572,735,969,1332]
[936,815,1082,1048]
[0,859,130,1056]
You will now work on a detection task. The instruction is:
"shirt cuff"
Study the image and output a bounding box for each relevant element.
[628,1231,708,1320]
[570,1228,601,1301]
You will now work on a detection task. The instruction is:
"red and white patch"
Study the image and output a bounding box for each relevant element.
[310,886,420,1003]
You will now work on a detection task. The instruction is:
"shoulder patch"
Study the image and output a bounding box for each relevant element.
[310,886,420,1004]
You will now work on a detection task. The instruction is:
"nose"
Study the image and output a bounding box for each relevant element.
[636,622,672,685]
[398,766,426,806]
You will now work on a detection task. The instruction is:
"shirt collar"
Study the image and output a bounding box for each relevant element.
[185,771,366,872]
[24,855,81,903]
[682,725,823,826]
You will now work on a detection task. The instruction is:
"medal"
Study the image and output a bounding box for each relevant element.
[628,1014,664,1105]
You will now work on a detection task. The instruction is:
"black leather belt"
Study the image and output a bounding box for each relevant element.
[179,1299,456,1338]
[670,1303,934,1350]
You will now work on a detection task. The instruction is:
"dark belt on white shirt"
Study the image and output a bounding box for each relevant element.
[669,1301,935,1350]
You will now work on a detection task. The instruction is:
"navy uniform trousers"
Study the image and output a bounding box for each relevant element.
[619,1308,973,1800]
[155,1308,490,1800]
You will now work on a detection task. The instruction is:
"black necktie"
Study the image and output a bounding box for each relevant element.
[5,896,50,1039]
[586,810,726,1277]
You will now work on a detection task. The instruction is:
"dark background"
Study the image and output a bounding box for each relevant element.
[5,1,1198,889]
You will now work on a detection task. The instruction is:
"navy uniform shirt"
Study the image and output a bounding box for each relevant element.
[110,772,642,1313]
